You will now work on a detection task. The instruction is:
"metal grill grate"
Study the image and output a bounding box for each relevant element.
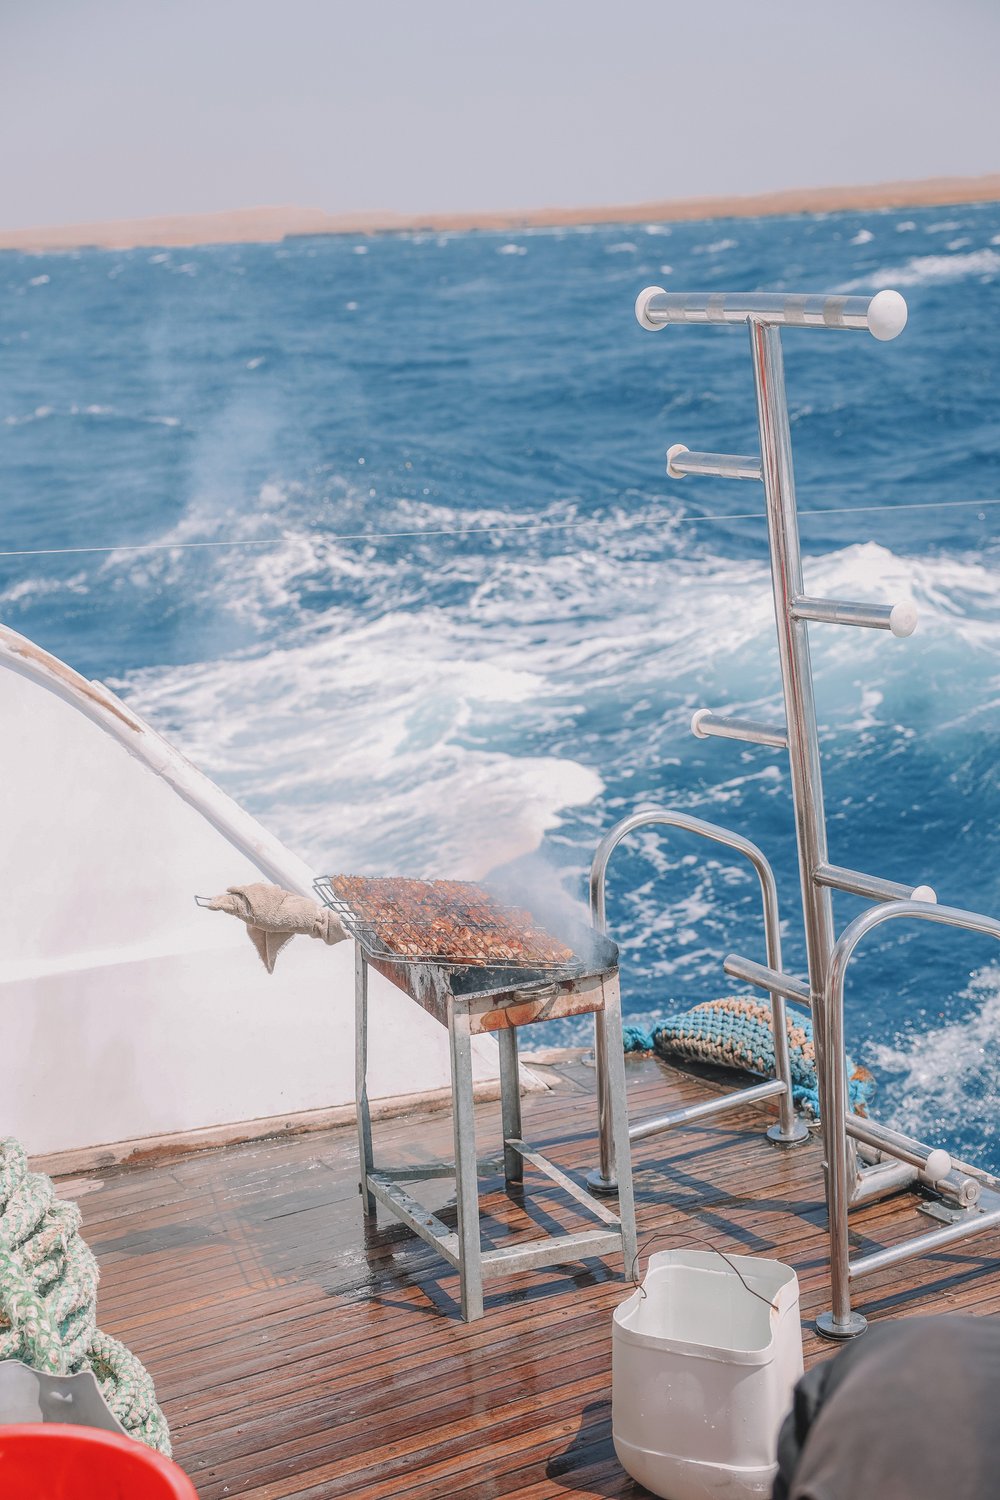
[313,874,580,971]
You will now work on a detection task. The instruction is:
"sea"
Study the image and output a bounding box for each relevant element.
[2,203,999,1165]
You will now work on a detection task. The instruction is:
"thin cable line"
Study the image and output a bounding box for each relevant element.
[0,495,996,561]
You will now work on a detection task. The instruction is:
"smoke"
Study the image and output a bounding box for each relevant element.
[487,848,606,967]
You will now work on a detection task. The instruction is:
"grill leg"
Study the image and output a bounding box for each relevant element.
[354,944,375,1218]
[600,974,639,1281]
[449,1006,484,1321]
[498,1027,523,1185]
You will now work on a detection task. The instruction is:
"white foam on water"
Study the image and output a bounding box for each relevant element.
[3,406,53,426]
[693,238,738,255]
[867,964,1000,1161]
[0,572,89,606]
[497,243,527,255]
[120,606,602,878]
[840,249,1000,288]
[102,506,999,884]
[850,229,874,245]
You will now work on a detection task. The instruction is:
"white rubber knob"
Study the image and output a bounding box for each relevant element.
[868,289,908,341]
[691,709,712,739]
[635,286,667,331]
[666,443,689,478]
[923,1148,951,1183]
[911,885,937,905]
[889,601,918,638]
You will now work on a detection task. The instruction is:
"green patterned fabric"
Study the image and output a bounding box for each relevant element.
[0,1137,171,1455]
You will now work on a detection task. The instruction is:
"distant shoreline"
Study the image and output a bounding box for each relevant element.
[1,173,999,253]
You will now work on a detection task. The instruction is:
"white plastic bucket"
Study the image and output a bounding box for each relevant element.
[612,1248,803,1500]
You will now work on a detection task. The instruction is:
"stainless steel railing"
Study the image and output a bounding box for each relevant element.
[588,807,808,1196]
[818,900,1000,1338]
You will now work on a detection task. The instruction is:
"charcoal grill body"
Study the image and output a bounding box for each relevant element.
[318,882,636,1321]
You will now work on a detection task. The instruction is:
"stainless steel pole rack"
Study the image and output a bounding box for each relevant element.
[594,283,1000,1339]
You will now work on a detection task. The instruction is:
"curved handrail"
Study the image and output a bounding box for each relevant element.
[822,898,1000,1336]
[589,807,807,1181]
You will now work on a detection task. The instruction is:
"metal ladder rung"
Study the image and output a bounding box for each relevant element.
[790,595,917,637]
[814,863,936,905]
[691,710,787,750]
[666,445,762,481]
[723,953,812,1007]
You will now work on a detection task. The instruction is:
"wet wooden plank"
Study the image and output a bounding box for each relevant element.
[63,1053,1000,1499]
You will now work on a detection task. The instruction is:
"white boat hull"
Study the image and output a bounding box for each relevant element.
[1,626,502,1159]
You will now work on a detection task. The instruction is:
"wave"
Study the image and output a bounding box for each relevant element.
[868,965,1000,1168]
[2,402,180,428]
[840,248,1000,288]
[118,606,603,878]
[109,519,1000,893]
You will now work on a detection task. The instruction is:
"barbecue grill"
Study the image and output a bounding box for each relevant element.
[314,873,637,1321]
[314,873,619,1015]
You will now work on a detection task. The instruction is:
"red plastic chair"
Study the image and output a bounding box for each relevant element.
[0,1423,199,1497]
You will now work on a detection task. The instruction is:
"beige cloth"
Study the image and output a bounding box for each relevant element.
[205,882,348,973]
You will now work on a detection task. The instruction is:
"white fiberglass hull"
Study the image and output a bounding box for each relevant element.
[1,625,501,1160]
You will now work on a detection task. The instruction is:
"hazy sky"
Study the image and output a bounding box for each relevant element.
[2,0,998,230]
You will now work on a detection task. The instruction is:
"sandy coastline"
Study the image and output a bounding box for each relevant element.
[1,174,998,253]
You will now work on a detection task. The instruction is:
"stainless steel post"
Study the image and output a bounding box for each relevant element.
[748,318,844,1175]
[354,944,376,1217]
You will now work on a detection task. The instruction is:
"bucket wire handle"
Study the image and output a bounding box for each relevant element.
[630,1235,779,1312]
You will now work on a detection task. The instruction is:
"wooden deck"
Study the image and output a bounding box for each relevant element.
[65,1053,1000,1497]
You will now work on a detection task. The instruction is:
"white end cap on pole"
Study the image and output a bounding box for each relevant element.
[923,1148,951,1182]
[868,290,908,341]
[666,444,689,478]
[888,601,918,638]
[911,885,937,904]
[635,286,667,330]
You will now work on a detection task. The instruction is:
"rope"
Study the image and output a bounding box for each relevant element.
[0,495,996,561]
[623,996,876,1119]
[0,1137,171,1455]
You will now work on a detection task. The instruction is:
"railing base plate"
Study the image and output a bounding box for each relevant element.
[585,1168,619,1197]
[767,1119,811,1147]
[815,1309,868,1341]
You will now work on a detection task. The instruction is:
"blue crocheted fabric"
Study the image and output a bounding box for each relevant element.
[622,997,875,1119]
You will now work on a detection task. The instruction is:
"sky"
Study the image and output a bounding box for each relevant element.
[1,0,998,231]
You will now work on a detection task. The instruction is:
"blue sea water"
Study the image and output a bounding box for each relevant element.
[2,205,1000,1164]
